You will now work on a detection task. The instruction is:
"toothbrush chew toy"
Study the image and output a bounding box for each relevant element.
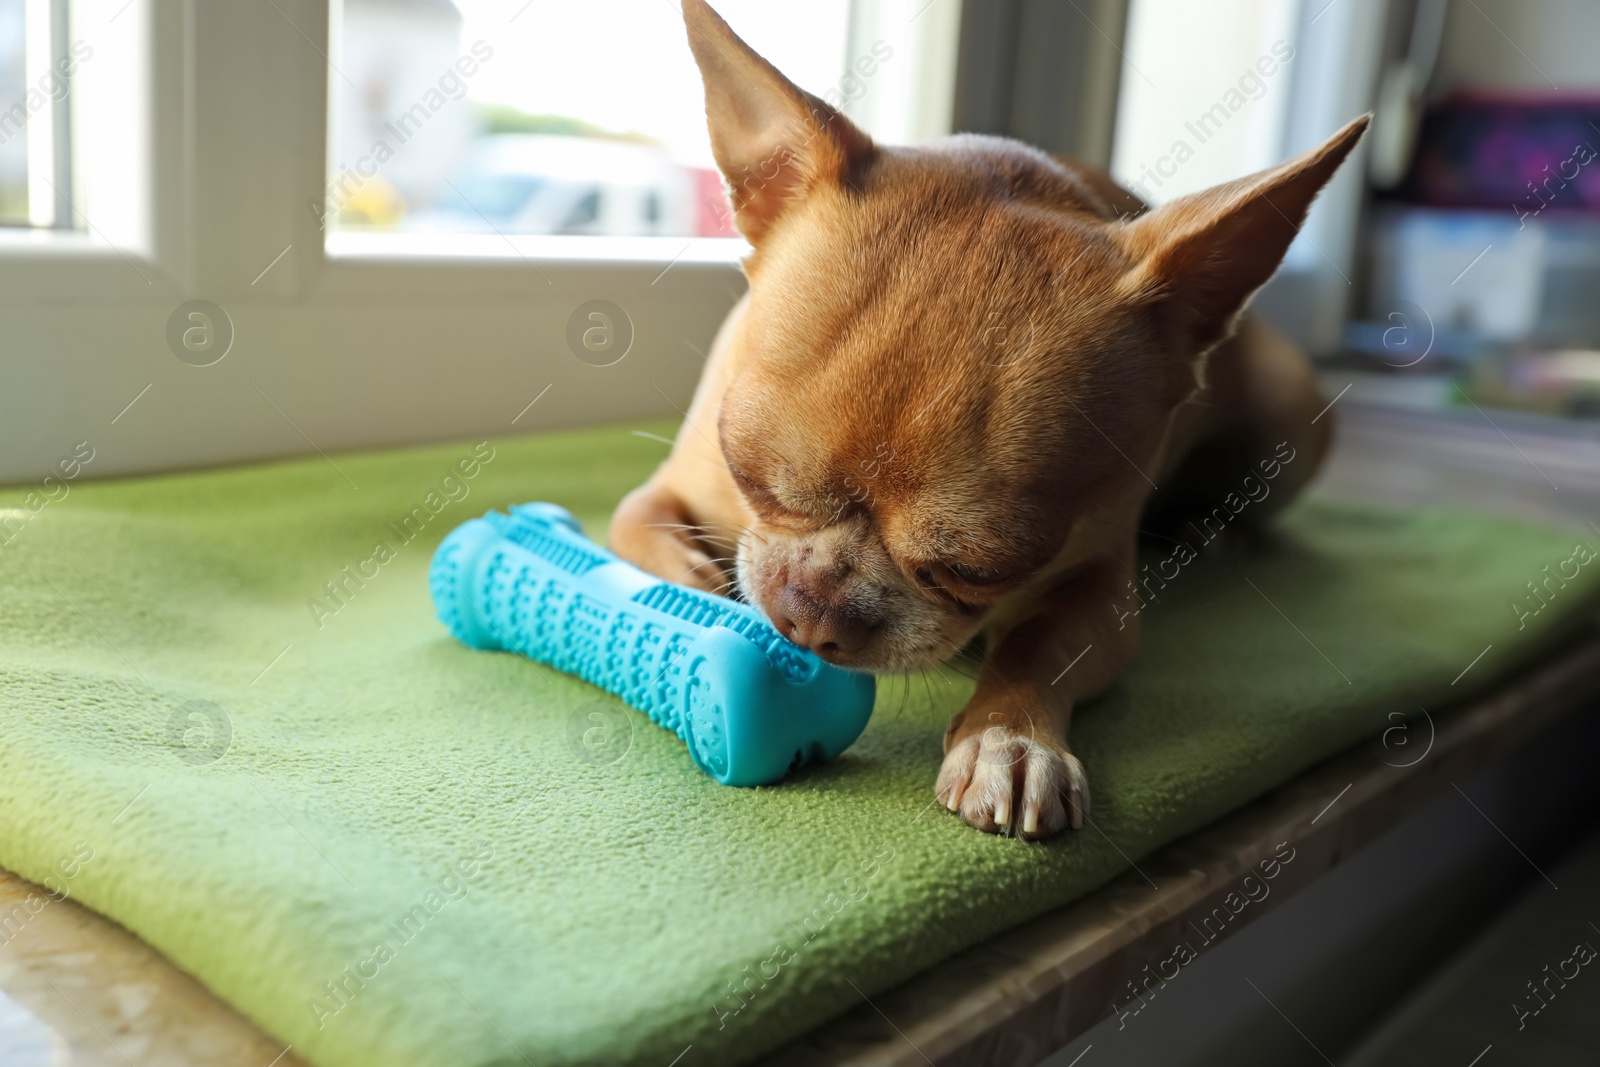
[429,503,876,786]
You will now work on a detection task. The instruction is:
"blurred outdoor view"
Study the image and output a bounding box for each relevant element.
[328,0,857,238]
[0,0,26,225]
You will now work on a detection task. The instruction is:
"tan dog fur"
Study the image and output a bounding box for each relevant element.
[610,0,1367,840]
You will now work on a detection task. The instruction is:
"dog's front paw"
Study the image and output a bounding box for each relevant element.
[609,485,729,596]
[935,724,1089,840]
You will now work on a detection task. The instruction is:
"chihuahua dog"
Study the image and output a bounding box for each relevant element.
[611,0,1367,840]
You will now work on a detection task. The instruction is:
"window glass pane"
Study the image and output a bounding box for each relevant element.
[0,0,115,235]
[1110,0,1298,207]
[0,0,28,224]
[327,0,855,238]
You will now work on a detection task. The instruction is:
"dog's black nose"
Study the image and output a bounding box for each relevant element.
[774,583,875,656]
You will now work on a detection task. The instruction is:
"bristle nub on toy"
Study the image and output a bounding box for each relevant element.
[429,503,876,785]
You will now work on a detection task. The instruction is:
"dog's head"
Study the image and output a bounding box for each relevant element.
[683,0,1366,671]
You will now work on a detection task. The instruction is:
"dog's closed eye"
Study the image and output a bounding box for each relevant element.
[728,462,836,532]
[916,562,1009,590]
[947,563,1006,586]
[727,462,783,509]
[912,564,1002,615]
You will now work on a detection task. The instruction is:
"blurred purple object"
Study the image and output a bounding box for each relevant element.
[1393,93,1600,216]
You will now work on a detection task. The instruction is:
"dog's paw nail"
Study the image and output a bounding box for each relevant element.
[995,798,1010,827]
[1022,805,1038,835]
[945,782,965,812]
[1062,752,1091,830]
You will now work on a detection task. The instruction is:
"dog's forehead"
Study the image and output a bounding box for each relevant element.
[745,160,1133,380]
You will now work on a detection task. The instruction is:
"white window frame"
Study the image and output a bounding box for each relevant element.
[0,0,823,481]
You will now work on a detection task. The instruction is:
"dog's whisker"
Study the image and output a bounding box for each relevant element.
[640,522,745,554]
[883,671,906,721]
[730,522,770,549]
[936,658,980,684]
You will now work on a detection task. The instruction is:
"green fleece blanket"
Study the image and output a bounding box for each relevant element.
[2,422,1597,1067]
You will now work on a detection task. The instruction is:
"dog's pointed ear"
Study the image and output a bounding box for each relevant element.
[682,0,873,243]
[1118,115,1370,354]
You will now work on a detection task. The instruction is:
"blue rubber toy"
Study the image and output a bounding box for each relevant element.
[428,503,876,786]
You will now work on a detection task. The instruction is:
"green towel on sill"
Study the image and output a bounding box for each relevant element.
[1,420,1597,1067]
